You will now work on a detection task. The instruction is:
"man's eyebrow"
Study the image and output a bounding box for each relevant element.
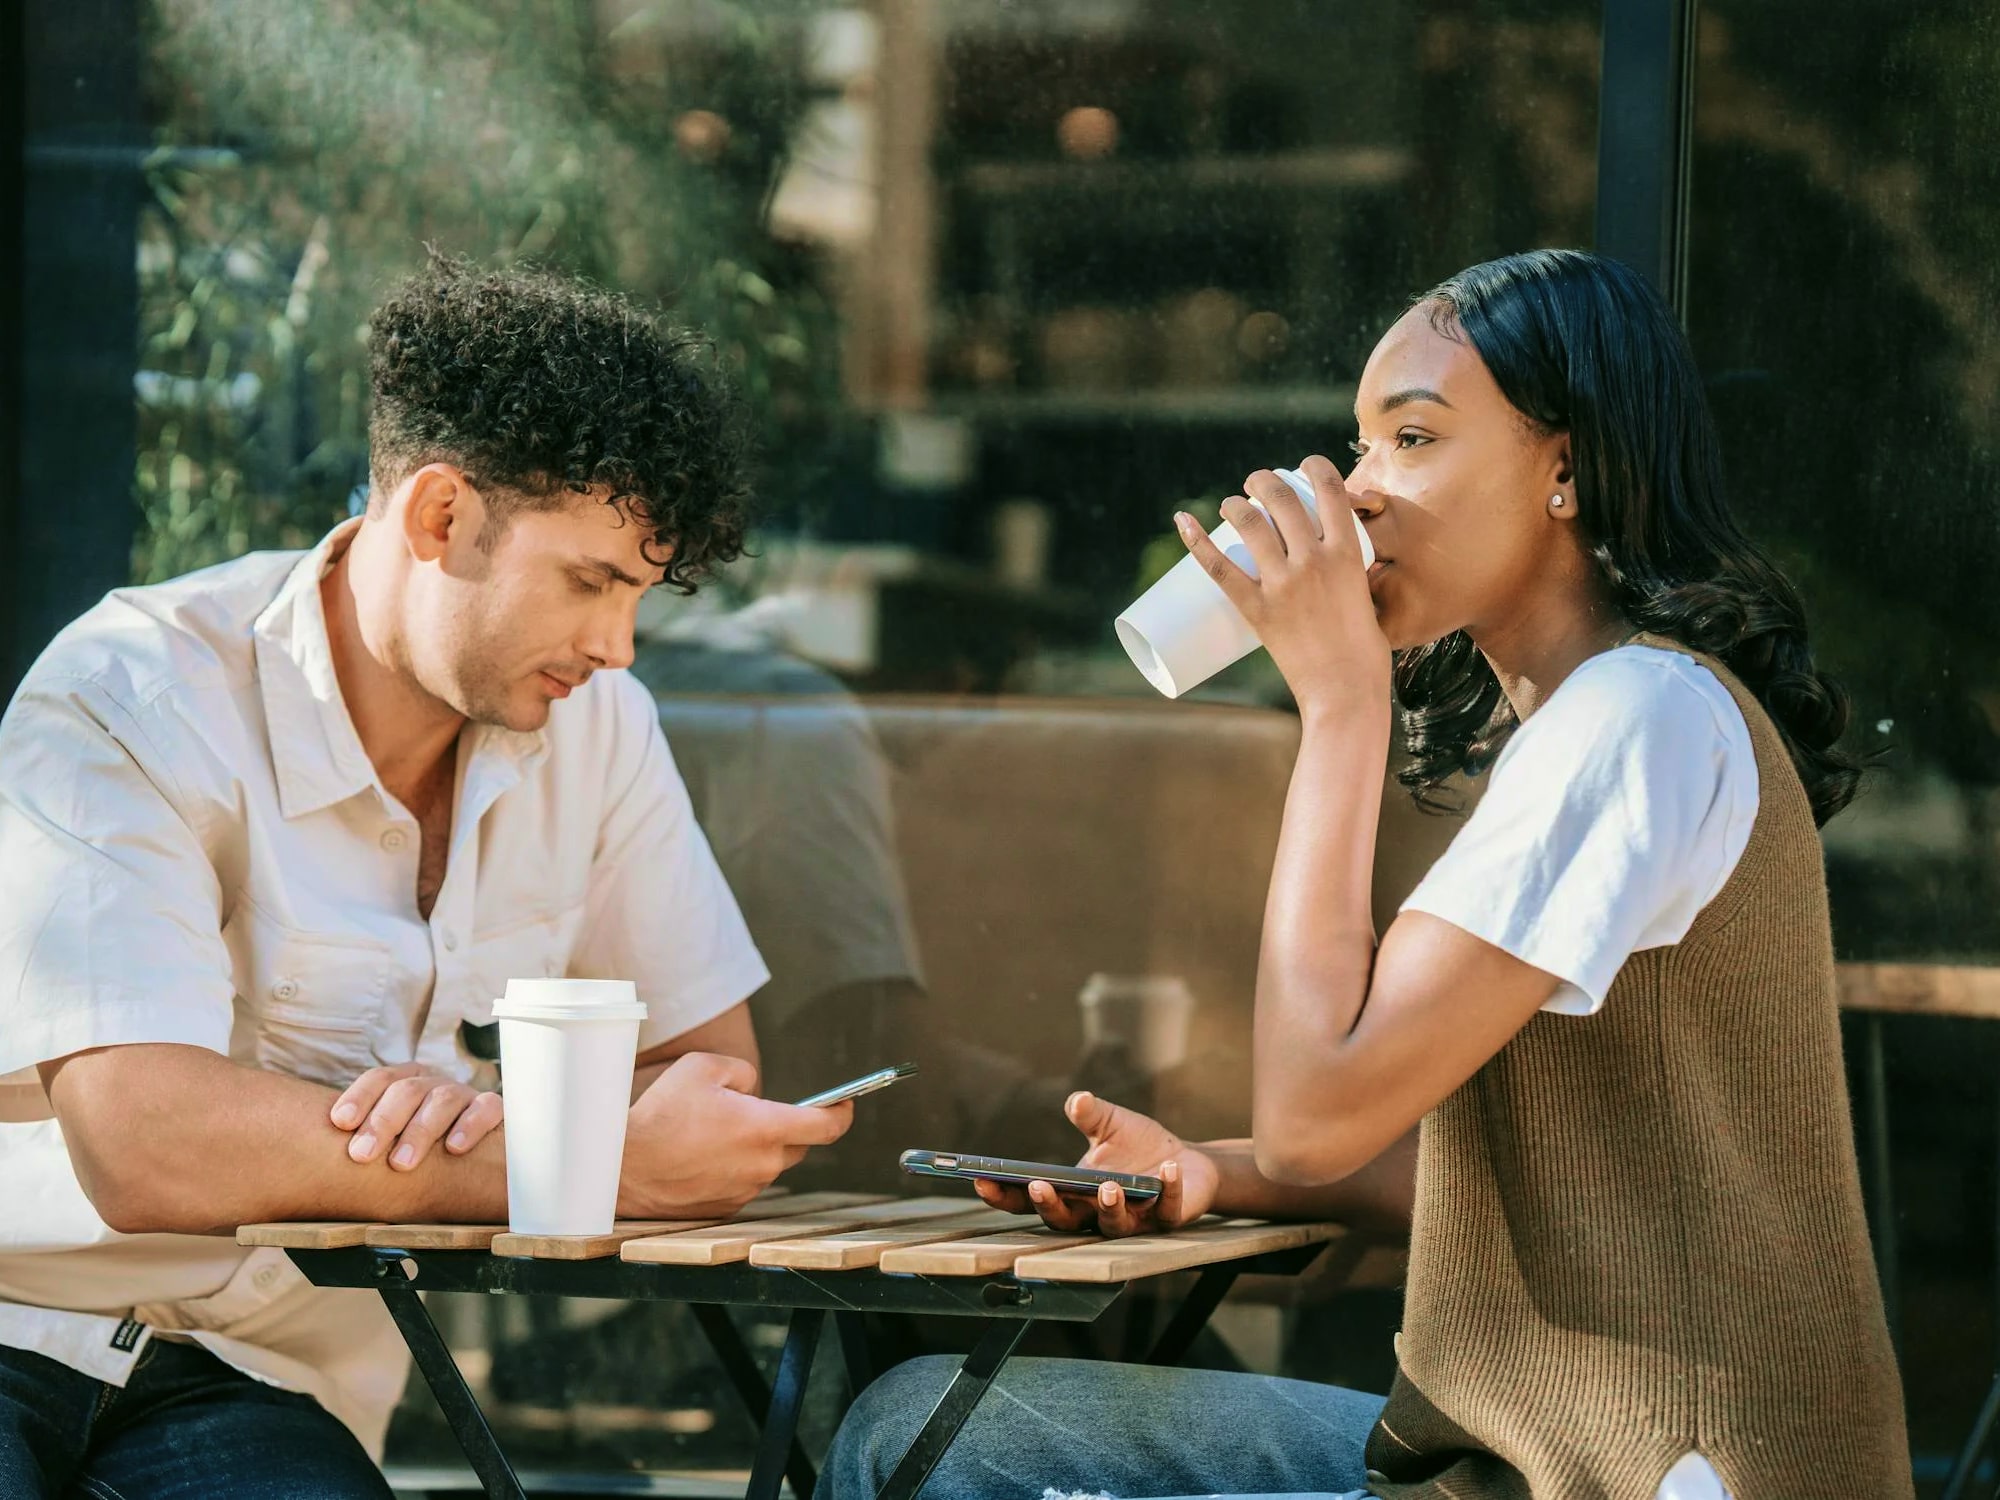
[576,556,649,588]
[1378,387,1454,414]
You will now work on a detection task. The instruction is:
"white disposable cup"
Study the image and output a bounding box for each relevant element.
[1078,973,1197,1076]
[493,978,647,1236]
[1116,465,1376,698]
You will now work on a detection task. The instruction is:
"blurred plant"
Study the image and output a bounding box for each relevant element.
[135,0,850,583]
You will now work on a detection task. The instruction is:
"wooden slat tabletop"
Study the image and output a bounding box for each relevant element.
[1011,1218,1343,1284]
[237,1221,379,1249]
[492,1192,884,1261]
[878,1224,1101,1276]
[749,1207,1020,1271]
[239,1205,1346,1283]
[621,1195,962,1266]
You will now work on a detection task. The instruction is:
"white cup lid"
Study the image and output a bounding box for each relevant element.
[492,978,646,1023]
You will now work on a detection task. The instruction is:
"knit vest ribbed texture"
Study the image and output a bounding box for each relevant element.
[1364,641,1911,1499]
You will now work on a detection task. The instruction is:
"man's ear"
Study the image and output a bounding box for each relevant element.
[401,464,481,563]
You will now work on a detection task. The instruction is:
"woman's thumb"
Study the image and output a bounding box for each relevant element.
[1066,1090,1120,1141]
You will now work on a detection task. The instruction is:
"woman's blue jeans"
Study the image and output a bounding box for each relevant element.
[818,1354,1384,1500]
[0,1337,393,1499]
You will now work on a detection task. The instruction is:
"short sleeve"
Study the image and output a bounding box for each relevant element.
[0,678,236,1121]
[1399,649,1758,1015]
[570,673,770,1051]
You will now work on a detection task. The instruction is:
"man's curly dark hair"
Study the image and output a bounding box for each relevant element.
[366,254,750,593]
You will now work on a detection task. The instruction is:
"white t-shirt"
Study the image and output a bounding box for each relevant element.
[1401,645,1761,1015]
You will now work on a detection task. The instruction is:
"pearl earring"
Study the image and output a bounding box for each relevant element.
[1550,495,1567,510]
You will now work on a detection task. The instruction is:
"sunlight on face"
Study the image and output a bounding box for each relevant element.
[422,491,668,731]
[1348,305,1570,652]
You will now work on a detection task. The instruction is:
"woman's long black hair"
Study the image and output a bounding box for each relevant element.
[1395,249,1862,826]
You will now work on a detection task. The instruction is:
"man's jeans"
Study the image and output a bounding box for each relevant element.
[818,1355,1384,1500]
[0,1338,393,1499]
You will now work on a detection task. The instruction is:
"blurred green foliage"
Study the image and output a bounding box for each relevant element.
[135,0,846,583]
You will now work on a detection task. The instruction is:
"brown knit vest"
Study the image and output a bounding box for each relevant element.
[1364,641,1911,1499]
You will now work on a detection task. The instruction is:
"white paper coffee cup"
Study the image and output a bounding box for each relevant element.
[1116,465,1375,698]
[493,978,647,1236]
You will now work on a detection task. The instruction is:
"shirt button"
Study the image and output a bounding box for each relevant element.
[272,979,300,1002]
[441,931,459,952]
[380,828,407,853]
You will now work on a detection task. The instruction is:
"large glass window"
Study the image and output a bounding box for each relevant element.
[45,0,1603,1483]
[1687,1,2000,1479]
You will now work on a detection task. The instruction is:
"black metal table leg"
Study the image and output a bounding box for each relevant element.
[1144,1265,1241,1367]
[746,1306,825,1500]
[1938,1074,2000,1500]
[372,1256,525,1500]
[835,1311,876,1399]
[877,1318,1032,1500]
[1864,1013,1902,1355]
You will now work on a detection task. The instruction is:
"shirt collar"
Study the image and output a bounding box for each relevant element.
[252,520,550,821]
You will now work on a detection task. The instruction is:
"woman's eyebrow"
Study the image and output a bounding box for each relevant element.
[1378,387,1454,414]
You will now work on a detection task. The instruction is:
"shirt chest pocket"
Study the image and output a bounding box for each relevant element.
[454,898,591,1037]
[225,904,393,1088]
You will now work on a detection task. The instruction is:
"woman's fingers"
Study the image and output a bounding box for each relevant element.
[1218,493,1287,579]
[974,1179,1036,1215]
[1245,468,1317,552]
[1156,1159,1187,1227]
[1093,1180,1158,1239]
[1174,512,1261,617]
[1295,454,1365,561]
[1026,1180,1095,1232]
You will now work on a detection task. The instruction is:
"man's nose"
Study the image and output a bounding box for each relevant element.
[581,601,638,672]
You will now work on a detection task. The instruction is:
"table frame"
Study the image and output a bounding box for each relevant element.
[284,1239,1326,1500]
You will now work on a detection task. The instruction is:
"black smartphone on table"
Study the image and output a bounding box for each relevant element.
[900,1148,1163,1203]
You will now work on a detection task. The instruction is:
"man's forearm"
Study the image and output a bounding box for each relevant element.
[43,1043,507,1235]
[1200,1126,1416,1233]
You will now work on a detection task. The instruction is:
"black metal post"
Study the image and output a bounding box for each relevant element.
[1593,0,1698,317]
[371,1256,526,1500]
[10,0,143,698]
[691,1301,823,1499]
[835,1310,878,1400]
[877,1318,1033,1500]
[746,1307,825,1500]
[1863,1015,1902,1354]
[1144,1266,1242,1368]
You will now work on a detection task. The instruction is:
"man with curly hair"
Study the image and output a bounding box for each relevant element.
[0,257,849,1497]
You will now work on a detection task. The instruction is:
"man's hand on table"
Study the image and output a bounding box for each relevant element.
[975,1090,1219,1238]
[331,1063,504,1170]
[618,1051,853,1219]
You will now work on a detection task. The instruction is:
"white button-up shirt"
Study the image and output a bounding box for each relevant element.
[0,520,768,1453]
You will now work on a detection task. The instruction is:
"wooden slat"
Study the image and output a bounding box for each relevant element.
[497,1192,885,1261]
[622,1196,971,1266]
[750,1208,1020,1271]
[236,1222,379,1249]
[1011,1219,1342,1284]
[1837,962,2000,1022]
[878,1225,1101,1276]
[363,1224,509,1251]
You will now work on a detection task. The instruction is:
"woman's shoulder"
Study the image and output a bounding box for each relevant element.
[1535,643,1746,745]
